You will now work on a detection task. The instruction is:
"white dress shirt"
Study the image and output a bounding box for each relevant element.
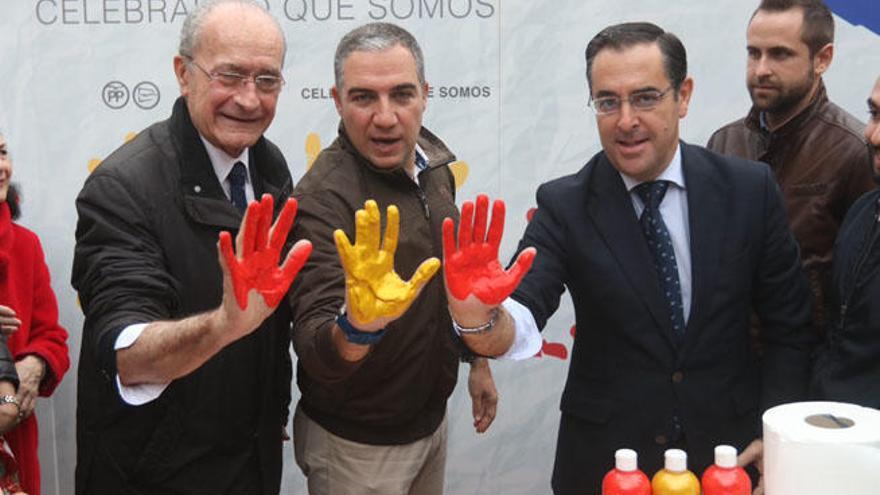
[496,144,692,360]
[618,144,692,323]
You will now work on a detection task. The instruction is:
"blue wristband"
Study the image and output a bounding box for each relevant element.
[336,311,386,345]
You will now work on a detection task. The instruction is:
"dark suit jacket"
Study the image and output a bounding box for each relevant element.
[511,142,813,494]
[72,97,293,494]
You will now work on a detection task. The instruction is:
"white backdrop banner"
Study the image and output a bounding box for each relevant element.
[1,1,879,493]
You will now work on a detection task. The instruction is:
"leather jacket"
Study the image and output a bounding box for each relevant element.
[708,81,873,336]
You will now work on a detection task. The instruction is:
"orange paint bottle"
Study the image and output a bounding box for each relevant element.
[651,449,700,495]
[602,449,651,495]
[701,445,751,495]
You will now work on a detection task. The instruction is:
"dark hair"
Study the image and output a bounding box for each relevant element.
[6,184,20,220]
[585,22,687,94]
[753,0,834,56]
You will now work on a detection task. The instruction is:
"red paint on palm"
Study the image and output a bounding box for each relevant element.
[443,194,535,305]
[220,194,312,309]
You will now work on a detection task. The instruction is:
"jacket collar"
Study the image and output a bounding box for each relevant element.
[335,122,457,180]
[168,97,291,231]
[586,142,728,353]
[745,79,829,138]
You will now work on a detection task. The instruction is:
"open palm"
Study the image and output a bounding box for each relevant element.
[334,200,440,330]
[443,194,535,306]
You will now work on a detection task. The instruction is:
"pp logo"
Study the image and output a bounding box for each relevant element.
[102,81,161,110]
[102,81,129,109]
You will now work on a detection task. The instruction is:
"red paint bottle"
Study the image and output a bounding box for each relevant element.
[602,449,651,495]
[701,445,751,495]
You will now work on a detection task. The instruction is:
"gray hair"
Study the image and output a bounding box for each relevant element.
[179,0,286,63]
[334,22,425,89]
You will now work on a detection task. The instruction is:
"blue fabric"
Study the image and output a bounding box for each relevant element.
[635,180,685,335]
[228,161,248,212]
[415,149,428,171]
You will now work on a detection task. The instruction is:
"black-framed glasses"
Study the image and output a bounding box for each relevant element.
[589,86,674,115]
[186,58,285,94]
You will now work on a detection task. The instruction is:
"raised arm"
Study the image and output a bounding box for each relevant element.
[443,194,535,357]
[117,195,311,386]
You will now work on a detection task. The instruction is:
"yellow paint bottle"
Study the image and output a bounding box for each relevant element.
[651,449,700,495]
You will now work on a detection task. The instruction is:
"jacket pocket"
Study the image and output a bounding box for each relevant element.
[560,392,617,424]
[131,403,184,482]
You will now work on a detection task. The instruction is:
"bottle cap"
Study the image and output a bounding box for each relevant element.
[615,449,638,472]
[714,445,738,468]
[664,449,688,472]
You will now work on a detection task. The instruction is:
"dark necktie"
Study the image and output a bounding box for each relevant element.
[635,180,685,335]
[228,161,247,212]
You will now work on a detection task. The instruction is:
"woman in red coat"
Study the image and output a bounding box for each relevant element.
[0,132,70,495]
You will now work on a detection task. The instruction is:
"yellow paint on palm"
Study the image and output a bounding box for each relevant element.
[305,132,322,170]
[448,160,469,190]
[334,200,440,325]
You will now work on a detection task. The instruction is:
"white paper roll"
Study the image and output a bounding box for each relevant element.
[763,401,880,494]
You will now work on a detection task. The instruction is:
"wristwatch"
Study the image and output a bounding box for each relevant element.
[336,307,386,345]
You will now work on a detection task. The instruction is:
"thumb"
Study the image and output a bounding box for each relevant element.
[218,231,248,310]
[280,240,313,285]
[406,257,441,294]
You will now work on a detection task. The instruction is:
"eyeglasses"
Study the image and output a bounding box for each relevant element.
[186,58,285,94]
[589,86,674,115]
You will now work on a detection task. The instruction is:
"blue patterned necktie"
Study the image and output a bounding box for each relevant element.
[228,161,247,212]
[635,180,685,335]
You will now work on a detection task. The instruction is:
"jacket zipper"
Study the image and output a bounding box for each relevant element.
[416,187,430,219]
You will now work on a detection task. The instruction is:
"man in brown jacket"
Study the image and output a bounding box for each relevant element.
[708,0,873,338]
[288,22,538,495]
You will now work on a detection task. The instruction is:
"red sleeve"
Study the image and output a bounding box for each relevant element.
[15,234,70,396]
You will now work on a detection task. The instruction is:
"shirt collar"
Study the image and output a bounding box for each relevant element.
[414,144,428,171]
[199,134,250,185]
[619,143,685,193]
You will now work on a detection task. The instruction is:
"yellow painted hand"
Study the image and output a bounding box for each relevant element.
[334,200,441,330]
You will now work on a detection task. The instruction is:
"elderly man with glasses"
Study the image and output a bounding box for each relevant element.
[493,21,814,494]
[71,1,312,494]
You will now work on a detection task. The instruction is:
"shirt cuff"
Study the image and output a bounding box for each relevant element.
[498,298,542,360]
[114,323,169,406]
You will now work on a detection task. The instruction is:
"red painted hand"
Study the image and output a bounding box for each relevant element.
[443,194,536,305]
[219,194,312,309]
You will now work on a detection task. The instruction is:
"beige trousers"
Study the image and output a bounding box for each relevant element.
[293,405,448,495]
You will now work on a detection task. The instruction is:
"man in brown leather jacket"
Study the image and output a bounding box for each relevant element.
[708,0,873,339]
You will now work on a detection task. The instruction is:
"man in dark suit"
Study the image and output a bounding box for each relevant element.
[492,22,814,494]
